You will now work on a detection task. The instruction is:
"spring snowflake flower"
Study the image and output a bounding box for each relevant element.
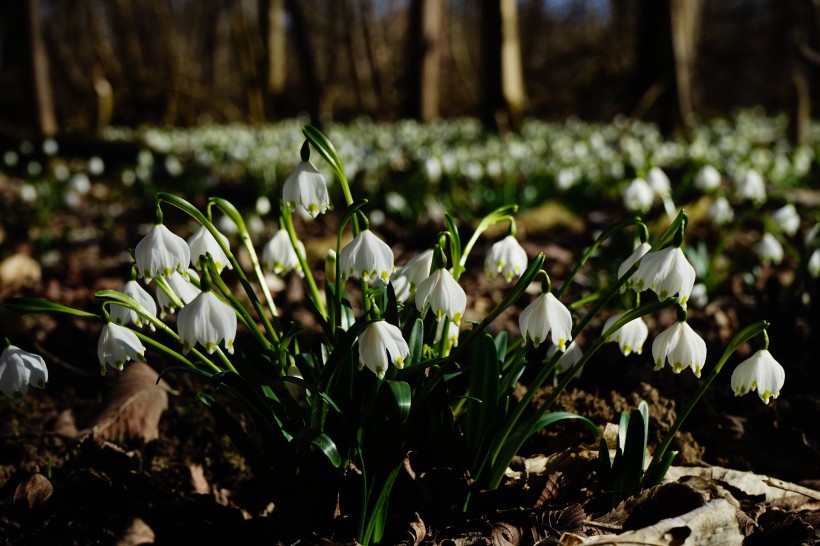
[262,230,305,277]
[632,246,696,308]
[652,321,707,377]
[708,196,734,225]
[694,165,721,192]
[188,226,232,273]
[98,322,146,374]
[771,204,800,237]
[393,249,435,302]
[602,313,649,356]
[434,319,460,347]
[339,230,394,283]
[157,271,201,316]
[415,268,467,325]
[485,236,528,282]
[548,341,583,376]
[357,321,410,379]
[734,169,766,204]
[646,167,671,197]
[0,345,48,402]
[177,290,237,354]
[809,249,820,278]
[519,292,573,350]
[731,349,785,404]
[135,223,191,280]
[282,160,331,218]
[109,280,157,330]
[756,233,783,266]
[618,242,652,290]
[623,178,654,213]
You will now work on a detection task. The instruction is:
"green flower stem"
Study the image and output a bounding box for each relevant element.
[133,331,199,370]
[213,347,239,375]
[645,320,769,482]
[153,275,184,310]
[281,205,327,320]
[457,204,518,279]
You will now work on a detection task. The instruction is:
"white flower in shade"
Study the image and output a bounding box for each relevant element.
[262,230,305,277]
[156,271,201,316]
[135,224,191,280]
[339,230,394,283]
[98,323,146,374]
[602,313,649,356]
[393,249,435,303]
[771,204,800,237]
[357,321,410,379]
[485,236,528,282]
[285,365,306,402]
[0,346,48,402]
[708,196,735,225]
[694,165,721,192]
[618,242,652,290]
[688,283,708,309]
[734,169,766,204]
[325,249,337,284]
[756,233,783,266]
[188,226,232,273]
[548,341,583,376]
[646,167,671,196]
[632,246,696,308]
[415,268,467,325]
[809,249,820,278]
[623,178,654,213]
[282,160,331,218]
[519,292,573,350]
[109,280,157,330]
[731,349,785,404]
[652,321,707,377]
[434,319,460,347]
[177,291,237,354]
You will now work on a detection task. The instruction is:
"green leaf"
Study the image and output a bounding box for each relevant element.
[528,411,601,439]
[465,334,500,460]
[644,449,678,487]
[294,428,342,468]
[362,463,402,545]
[4,297,100,319]
[620,402,649,495]
[384,380,412,423]
[303,124,344,177]
[406,318,425,366]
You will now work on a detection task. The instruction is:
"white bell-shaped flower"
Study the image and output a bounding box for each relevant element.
[518,292,573,350]
[262,230,305,277]
[646,167,671,197]
[730,349,785,404]
[415,268,467,325]
[756,233,783,266]
[282,160,331,218]
[135,223,191,280]
[98,322,146,374]
[339,230,395,283]
[434,319,460,347]
[157,271,201,316]
[734,169,766,204]
[694,165,721,192]
[623,178,654,213]
[0,345,48,402]
[485,235,528,282]
[177,290,237,354]
[808,249,820,278]
[357,321,410,379]
[708,196,735,225]
[548,341,583,376]
[771,204,800,237]
[393,249,434,303]
[632,246,696,308]
[618,242,652,290]
[602,313,649,356]
[188,226,232,273]
[651,321,707,377]
[110,280,157,330]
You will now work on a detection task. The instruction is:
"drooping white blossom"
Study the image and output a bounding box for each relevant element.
[262,230,305,277]
[98,323,146,374]
[646,167,671,197]
[282,160,331,218]
[756,233,784,266]
[548,341,583,376]
[519,292,573,350]
[694,165,722,192]
[730,349,785,404]
[485,236,528,282]
[415,268,467,325]
[652,321,707,377]
[708,196,735,225]
[357,321,410,379]
[734,169,766,205]
[177,290,237,354]
[618,242,652,290]
[602,313,649,356]
[339,230,395,283]
[0,345,48,402]
[188,226,232,273]
[771,204,800,237]
[156,271,201,316]
[632,246,696,308]
[623,178,654,213]
[809,249,820,278]
[109,280,157,330]
[135,223,191,280]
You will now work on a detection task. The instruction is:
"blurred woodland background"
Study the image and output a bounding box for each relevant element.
[2,0,820,141]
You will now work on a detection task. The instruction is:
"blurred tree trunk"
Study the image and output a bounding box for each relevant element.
[26,0,57,136]
[785,0,816,146]
[259,0,286,117]
[286,0,321,122]
[231,2,266,121]
[342,0,378,113]
[406,0,443,121]
[481,0,527,133]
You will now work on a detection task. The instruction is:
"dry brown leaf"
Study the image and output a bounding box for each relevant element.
[12,473,53,510]
[189,463,210,494]
[490,521,523,546]
[116,517,155,546]
[0,252,41,295]
[87,362,169,443]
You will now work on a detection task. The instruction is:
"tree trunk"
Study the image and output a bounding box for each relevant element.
[481,0,527,133]
[407,0,443,121]
[286,0,321,123]
[26,0,57,136]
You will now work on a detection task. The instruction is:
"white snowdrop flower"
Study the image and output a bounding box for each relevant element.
[339,230,394,283]
[285,365,306,402]
[548,341,583,376]
[771,204,800,237]
[157,271,201,316]
[646,167,671,196]
[756,233,783,266]
[518,292,573,350]
[0,345,48,402]
[415,268,467,325]
[652,321,707,377]
[135,224,191,280]
[177,291,237,354]
[325,249,337,284]
[434,319,460,347]
[282,160,331,218]
[19,183,38,203]
[164,155,183,176]
[632,246,696,308]
[88,156,105,176]
[262,230,305,277]
[623,178,654,213]
[809,249,820,278]
[731,349,785,404]
[109,280,157,330]
[688,283,708,309]
[618,242,652,290]
[485,235,528,282]
[255,195,272,215]
[357,321,410,379]
[734,169,766,204]
[42,138,58,156]
[708,196,735,225]
[393,249,434,303]
[602,313,649,356]
[97,322,146,374]
[188,226,232,273]
[694,165,722,192]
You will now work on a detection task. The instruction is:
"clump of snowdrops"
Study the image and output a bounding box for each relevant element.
[1,126,785,544]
